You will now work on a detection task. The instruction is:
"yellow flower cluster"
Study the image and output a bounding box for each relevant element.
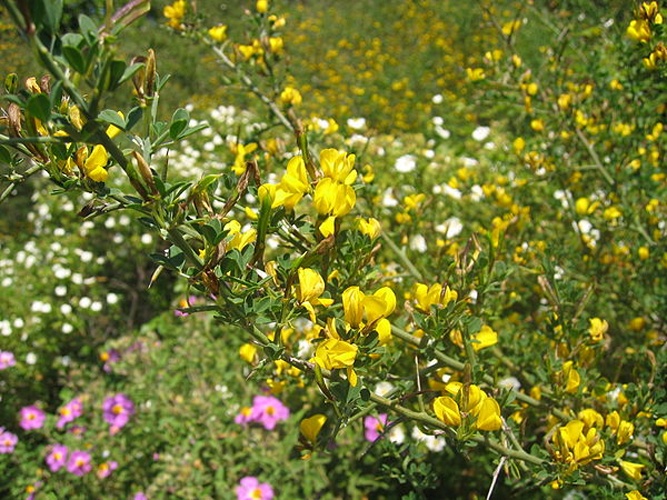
[164,0,186,30]
[433,382,502,431]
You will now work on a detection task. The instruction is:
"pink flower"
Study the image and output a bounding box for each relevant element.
[235,476,274,500]
[45,444,68,472]
[249,395,290,430]
[364,414,388,442]
[19,405,46,431]
[234,406,254,426]
[102,393,135,432]
[0,351,16,370]
[66,450,92,476]
[56,397,83,429]
[0,428,18,453]
[96,460,118,479]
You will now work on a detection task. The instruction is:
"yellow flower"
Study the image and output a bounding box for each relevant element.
[640,2,663,24]
[616,420,635,445]
[313,338,357,369]
[626,19,651,42]
[433,396,461,427]
[164,0,186,29]
[319,149,357,184]
[269,155,310,210]
[296,268,333,320]
[413,283,458,313]
[626,491,648,500]
[208,25,228,43]
[78,145,109,182]
[374,318,392,345]
[256,0,268,13]
[474,397,502,431]
[105,111,124,139]
[300,414,327,444]
[562,361,580,393]
[342,286,365,328]
[279,86,302,106]
[620,460,645,481]
[239,343,258,364]
[318,215,336,238]
[224,220,257,251]
[578,409,603,429]
[231,142,257,176]
[472,325,498,351]
[356,217,381,239]
[501,19,522,36]
[588,317,608,342]
[313,177,356,217]
[466,67,485,81]
[363,287,396,324]
[312,338,358,386]
[268,37,284,54]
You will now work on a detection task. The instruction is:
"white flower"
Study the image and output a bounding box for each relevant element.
[388,425,406,444]
[472,126,490,142]
[499,376,521,391]
[26,352,37,365]
[411,427,446,452]
[394,154,417,173]
[79,297,92,309]
[62,323,74,334]
[374,381,395,397]
[55,285,67,297]
[106,293,119,305]
[435,125,451,139]
[60,304,72,315]
[432,94,444,104]
[381,188,398,207]
[409,234,427,253]
[347,117,366,130]
[436,217,463,239]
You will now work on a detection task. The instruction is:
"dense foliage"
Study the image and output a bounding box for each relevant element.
[1,0,666,499]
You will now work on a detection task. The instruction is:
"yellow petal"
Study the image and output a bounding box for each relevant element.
[433,396,461,427]
[300,414,327,444]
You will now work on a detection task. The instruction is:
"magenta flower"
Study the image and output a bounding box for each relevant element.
[174,295,197,317]
[0,428,18,453]
[66,450,92,476]
[133,493,148,500]
[102,393,135,432]
[45,444,68,472]
[364,414,389,442]
[235,476,274,500]
[249,395,290,430]
[0,351,16,370]
[96,460,118,479]
[56,397,83,429]
[19,405,46,431]
[234,406,254,426]
[100,349,121,373]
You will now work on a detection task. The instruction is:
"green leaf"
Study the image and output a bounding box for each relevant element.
[29,0,63,34]
[26,93,52,122]
[78,14,98,43]
[98,109,126,130]
[126,106,143,131]
[4,73,18,93]
[118,62,144,85]
[106,59,128,90]
[0,145,12,165]
[62,46,86,73]
[169,108,189,140]
[169,120,188,140]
